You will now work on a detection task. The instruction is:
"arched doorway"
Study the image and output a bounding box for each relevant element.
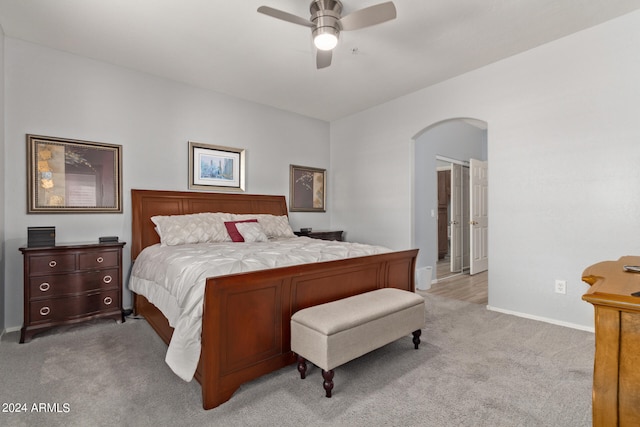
[412,118,488,303]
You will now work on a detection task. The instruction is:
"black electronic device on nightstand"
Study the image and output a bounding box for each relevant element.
[27,226,56,248]
[99,236,119,243]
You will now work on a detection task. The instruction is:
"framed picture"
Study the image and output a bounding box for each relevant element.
[289,164,326,212]
[188,141,245,192]
[27,134,123,213]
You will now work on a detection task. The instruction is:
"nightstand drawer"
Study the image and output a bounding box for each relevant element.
[79,250,119,269]
[29,290,120,324]
[28,254,76,274]
[29,268,120,299]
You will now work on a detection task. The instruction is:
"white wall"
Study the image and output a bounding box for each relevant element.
[331,10,640,329]
[0,27,5,334]
[3,39,330,330]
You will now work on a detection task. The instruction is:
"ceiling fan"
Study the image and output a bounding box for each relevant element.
[257,0,397,69]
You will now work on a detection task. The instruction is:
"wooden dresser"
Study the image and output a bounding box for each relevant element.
[582,256,640,426]
[294,230,343,241]
[19,241,126,343]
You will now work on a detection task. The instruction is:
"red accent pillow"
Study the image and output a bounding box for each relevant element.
[224,219,258,242]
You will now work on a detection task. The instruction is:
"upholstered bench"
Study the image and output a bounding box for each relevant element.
[290,287,425,397]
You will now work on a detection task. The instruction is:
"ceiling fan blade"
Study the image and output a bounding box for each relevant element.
[316,49,332,69]
[339,1,397,31]
[257,6,314,28]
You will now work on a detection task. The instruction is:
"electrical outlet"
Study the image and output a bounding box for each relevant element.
[555,279,567,294]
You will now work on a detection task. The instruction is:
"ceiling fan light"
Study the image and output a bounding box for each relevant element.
[313,27,339,50]
[314,33,338,50]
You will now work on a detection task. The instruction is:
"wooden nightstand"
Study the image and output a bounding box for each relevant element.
[294,230,343,241]
[19,241,126,343]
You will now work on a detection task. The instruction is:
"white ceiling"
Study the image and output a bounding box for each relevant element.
[1,0,639,122]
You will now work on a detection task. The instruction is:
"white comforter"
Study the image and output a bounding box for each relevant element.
[129,236,390,381]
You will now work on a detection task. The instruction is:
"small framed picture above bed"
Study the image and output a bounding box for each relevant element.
[188,141,246,192]
[289,164,326,212]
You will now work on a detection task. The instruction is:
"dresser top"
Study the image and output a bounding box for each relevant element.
[582,255,640,310]
[20,241,126,253]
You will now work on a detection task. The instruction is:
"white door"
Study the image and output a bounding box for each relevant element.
[450,164,462,273]
[470,159,488,275]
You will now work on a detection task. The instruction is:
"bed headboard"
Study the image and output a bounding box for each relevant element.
[131,189,289,260]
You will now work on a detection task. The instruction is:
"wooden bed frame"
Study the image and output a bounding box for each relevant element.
[131,189,419,409]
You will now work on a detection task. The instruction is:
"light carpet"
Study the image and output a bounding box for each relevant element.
[0,294,594,426]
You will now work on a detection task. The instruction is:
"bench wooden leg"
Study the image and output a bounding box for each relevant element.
[322,369,334,398]
[412,329,421,349]
[297,355,307,379]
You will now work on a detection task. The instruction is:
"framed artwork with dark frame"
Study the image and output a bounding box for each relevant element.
[289,164,326,212]
[188,141,246,192]
[27,134,123,213]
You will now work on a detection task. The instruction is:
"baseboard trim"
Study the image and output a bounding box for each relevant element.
[0,326,20,342]
[486,305,594,333]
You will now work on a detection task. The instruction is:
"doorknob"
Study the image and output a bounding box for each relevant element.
[470,220,478,225]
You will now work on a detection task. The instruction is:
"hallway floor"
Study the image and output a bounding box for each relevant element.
[425,258,488,305]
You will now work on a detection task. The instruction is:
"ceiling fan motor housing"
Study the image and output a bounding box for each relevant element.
[311,0,343,43]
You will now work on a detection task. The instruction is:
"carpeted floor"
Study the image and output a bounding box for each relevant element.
[0,294,594,426]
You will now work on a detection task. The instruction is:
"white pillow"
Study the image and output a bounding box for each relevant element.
[235,222,269,242]
[232,214,295,238]
[151,212,233,246]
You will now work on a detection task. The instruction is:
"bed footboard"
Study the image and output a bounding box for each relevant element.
[199,249,418,409]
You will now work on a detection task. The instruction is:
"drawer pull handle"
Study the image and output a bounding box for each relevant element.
[39,282,50,292]
[39,306,50,316]
[104,296,113,305]
[97,256,104,263]
[48,260,57,268]
[103,275,113,284]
